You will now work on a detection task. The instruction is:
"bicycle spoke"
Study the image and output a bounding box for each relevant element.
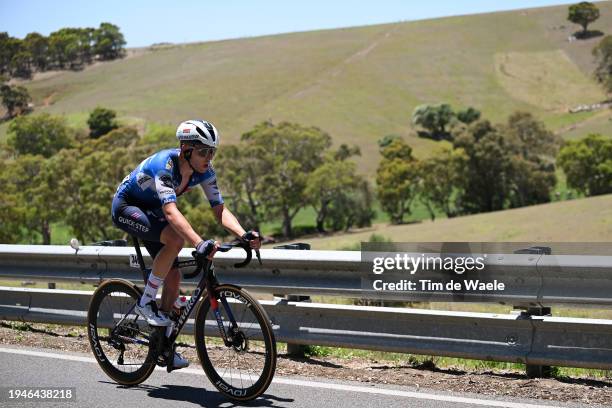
[198,286,275,399]
[88,281,154,384]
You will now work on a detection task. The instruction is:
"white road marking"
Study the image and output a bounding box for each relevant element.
[0,346,562,408]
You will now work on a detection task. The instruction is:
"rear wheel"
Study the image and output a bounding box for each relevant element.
[194,284,276,400]
[87,279,156,385]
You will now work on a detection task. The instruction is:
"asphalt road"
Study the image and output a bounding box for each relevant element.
[0,345,602,408]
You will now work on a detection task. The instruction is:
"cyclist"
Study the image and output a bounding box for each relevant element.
[111,119,261,369]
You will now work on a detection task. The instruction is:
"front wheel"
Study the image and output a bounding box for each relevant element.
[194,284,277,401]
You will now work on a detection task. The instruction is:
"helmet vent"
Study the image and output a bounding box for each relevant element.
[195,125,209,140]
[204,122,216,142]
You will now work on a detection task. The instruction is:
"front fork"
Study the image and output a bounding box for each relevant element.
[207,273,239,347]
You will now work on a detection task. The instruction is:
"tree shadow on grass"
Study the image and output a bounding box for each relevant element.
[573,30,604,40]
[416,130,453,142]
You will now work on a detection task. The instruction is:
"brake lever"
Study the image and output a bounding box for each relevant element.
[255,249,262,265]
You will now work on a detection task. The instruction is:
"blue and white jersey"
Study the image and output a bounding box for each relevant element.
[115,148,223,209]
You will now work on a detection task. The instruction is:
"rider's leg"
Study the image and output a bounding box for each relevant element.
[153,224,184,280]
[155,227,189,369]
[161,266,180,313]
[140,225,183,308]
[156,225,183,311]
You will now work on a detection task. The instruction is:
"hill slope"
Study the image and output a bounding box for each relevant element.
[296,194,612,250]
[4,3,612,173]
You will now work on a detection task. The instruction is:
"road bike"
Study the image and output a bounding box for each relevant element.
[86,236,277,401]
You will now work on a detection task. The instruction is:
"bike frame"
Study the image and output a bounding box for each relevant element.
[131,236,238,347]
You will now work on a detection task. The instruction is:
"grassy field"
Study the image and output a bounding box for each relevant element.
[1,3,610,175]
[281,194,612,250]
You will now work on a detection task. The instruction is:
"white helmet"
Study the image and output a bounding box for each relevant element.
[176,119,219,148]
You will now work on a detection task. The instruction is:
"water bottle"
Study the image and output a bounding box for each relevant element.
[166,296,188,337]
[170,296,188,322]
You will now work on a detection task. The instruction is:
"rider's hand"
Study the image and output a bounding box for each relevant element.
[195,239,219,261]
[241,230,261,250]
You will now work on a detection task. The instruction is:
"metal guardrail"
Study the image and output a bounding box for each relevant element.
[1,245,612,307]
[1,286,612,370]
[1,245,612,373]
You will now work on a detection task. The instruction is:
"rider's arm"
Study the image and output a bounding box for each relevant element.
[199,167,246,236]
[154,169,204,247]
[212,204,246,238]
[162,202,203,247]
[199,167,259,248]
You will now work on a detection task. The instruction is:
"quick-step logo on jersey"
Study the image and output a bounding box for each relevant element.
[117,216,149,233]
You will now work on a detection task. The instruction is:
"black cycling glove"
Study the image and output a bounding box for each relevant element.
[241,230,260,242]
[195,239,216,261]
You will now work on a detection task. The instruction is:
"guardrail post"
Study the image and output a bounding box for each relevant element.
[273,243,311,357]
[525,306,553,378]
[514,246,553,378]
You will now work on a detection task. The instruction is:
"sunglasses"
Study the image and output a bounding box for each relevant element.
[194,147,217,159]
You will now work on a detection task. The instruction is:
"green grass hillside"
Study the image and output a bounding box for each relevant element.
[3,3,611,174]
[291,194,612,250]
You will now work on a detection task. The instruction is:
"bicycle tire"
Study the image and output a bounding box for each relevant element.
[194,284,276,401]
[87,279,157,385]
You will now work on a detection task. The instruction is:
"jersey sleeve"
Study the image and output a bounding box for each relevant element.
[155,170,177,205]
[199,168,224,208]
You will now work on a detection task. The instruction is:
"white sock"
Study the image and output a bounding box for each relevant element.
[139,273,164,307]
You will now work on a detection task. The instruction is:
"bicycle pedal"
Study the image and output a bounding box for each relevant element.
[164,353,174,373]
[155,356,166,367]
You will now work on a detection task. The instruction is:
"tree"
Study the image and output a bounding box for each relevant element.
[0,33,21,76]
[456,107,481,125]
[306,143,370,232]
[48,28,88,69]
[214,144,264,231]
[334,143,361,161]
[0,84,31,118]
[0,160,26,243]
[376,139,420,224]
[568,2,600,35]
[505,112,561,159]
[0,32,11,75]
[305,159,361,233]
[93,23,126,60]
[87,106,119,138]
[46,128,151,243]
[7,113,73,157]
[23,32,49,71]
[419,147,468,220]
[507,156,557,208]
[412,103,455,140]
[241,121,332,238]
[557,134,612,197]
[379,137,414,160]
[452,121,513,213]
[377,134,401,149]
[593,35,612,94]
[326,179,375,231]
[3,155,59,244]
[0,154,67,244]
[504,112,560,207]
[10,50,32,79]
